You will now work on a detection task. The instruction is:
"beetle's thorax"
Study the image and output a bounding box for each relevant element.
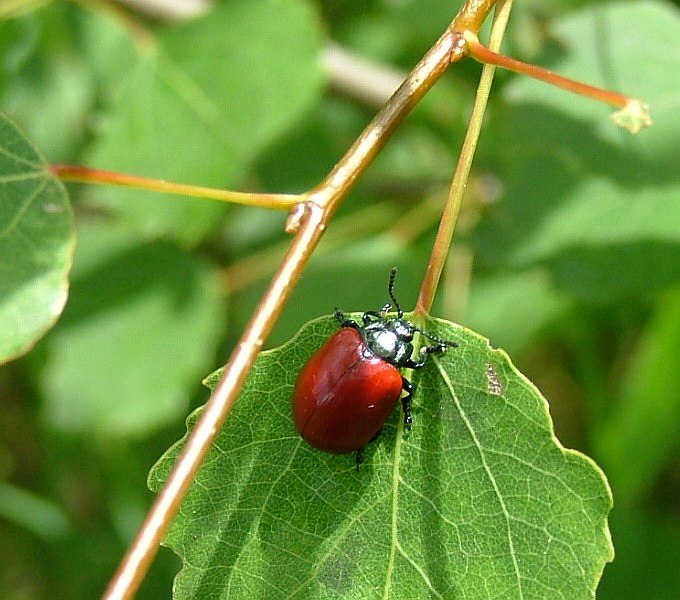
[360,317,415,367]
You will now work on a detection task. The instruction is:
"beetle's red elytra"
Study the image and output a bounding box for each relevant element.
[292,267,457,455]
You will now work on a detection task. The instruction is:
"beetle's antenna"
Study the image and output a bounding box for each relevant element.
[387,267,402,317]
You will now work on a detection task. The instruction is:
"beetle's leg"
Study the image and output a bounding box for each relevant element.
[403,343,450,369]
[361,310,384,325]
[355,448,364,471]
[400,377,414,429]
[362,302,392,325]
[403,357,423,369]
[335,308,360,330]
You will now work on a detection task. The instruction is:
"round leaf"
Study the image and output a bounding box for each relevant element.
[150,317,613,599]
[0,112,74,363]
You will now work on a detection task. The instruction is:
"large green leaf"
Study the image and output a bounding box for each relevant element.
[84,0,324,245]
[0,112,74,363]
[149,317,613,599]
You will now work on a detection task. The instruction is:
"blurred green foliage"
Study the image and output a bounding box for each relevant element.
[1,0,678,598]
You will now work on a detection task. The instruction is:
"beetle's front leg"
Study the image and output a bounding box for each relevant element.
[334,308,359,330]
[403,343,451,369]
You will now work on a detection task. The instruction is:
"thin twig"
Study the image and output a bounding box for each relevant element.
[418,0,511,313]
[50,164,301,209]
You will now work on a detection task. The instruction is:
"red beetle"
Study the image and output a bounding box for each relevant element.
[292,268,457,454]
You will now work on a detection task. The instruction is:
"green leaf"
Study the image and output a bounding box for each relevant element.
[84,0,324,245]
[0,111,74,363]
[0,479,70,541]
[150,317,613,599]
[474,1,680,301]
[462,269,571,354]
[37,219,225,437]
[0,7,95,161]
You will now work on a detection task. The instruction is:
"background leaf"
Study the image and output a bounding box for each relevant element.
[473,1,680,302]
[34,219,225,437]
[0,9,95,161]
[594,288,680,507]
[150,317,613,599]
[0,112,74,363]
[83,0,325,245]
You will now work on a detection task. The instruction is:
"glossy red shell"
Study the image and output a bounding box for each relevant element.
[292,327,404,454]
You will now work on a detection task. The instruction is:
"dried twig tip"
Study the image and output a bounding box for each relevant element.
[611,99,652,134]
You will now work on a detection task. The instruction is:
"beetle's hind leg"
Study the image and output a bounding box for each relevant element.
[354,447,364,471]
[400,377,414,429]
